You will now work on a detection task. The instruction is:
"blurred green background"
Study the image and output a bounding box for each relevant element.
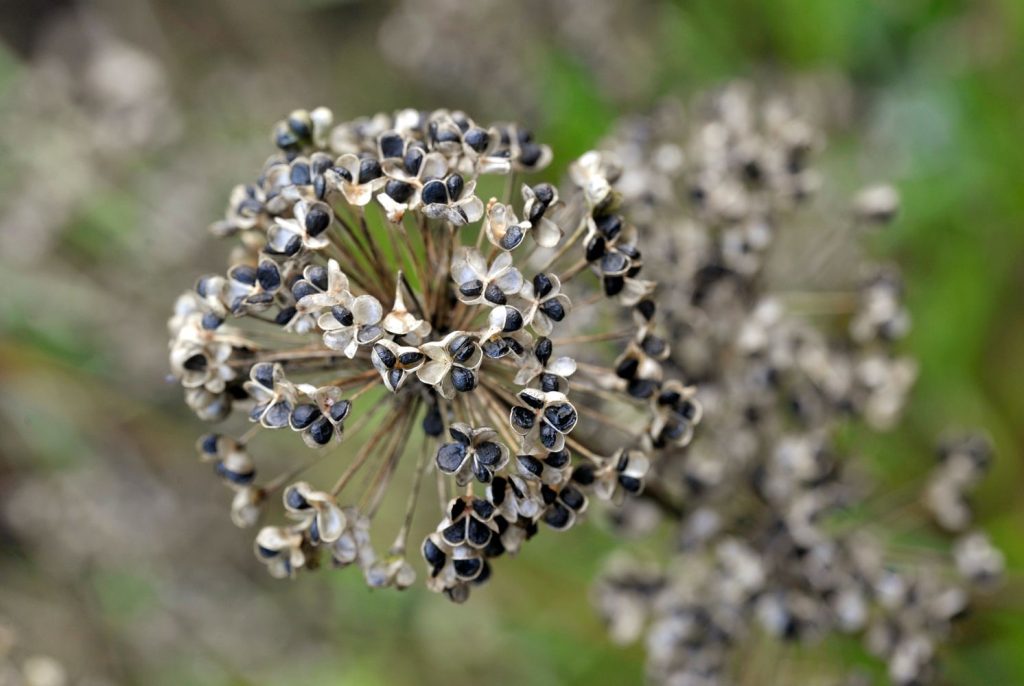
[0,0,1021,683]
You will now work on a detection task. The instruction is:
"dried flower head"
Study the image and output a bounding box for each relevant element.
[588,84,1002,685]
[168,106,699,600]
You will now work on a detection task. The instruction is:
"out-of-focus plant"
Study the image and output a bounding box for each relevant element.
[589,83,1004,686]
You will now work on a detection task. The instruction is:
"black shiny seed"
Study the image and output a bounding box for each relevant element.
[449,425,471,445]
[453,557,482,579]
[275,306,296,326]
[471,499,494,519]
[423,538,446,571]
[519,142,542,167]
[532,273,553,298]
[502,307,523,332]
[442,521,466,545]
[475,442,503,467]
[230,265,257,286]
[540,299,565,322]
[534,337,553,365]
[459,279,484,298]
[195,275,215,298]
[449,498,467,520]
[290,403,321,430]
[467,517,492,547]
[332,306,354,326]
[435,128,460,144]
[332,165,353,182]
[286,487,309,510]
[464,127,490,152]
[404,147,424,175]
[214,461,254,486]
[504,336,525,355]
[436,442,468,473]
[490,476,508,505]
[290,162,311,186]
[533,183,554,206]
[200,434,219,454]
[543,503,572,529]
[291,279,317,300]
[358,158,382,184]
[618,475,643,493]
[311,153,332,175]
[307,266,328,290]
[314,175,328,200]
[309,416,334,444]
[510,406,536,431]
[517,454,543,476]
[518,391,545,409]
[484,283,506,305]
[450,336,476,362]
[201,312,223,330]
[585,236,607,262]
[500,224,524,250]
[601,251,629,275]
[282,234,302,256]
[379,132,404,158]
[642,335,667,357]
[287,113,311,139]
[615,356,639,379]
[595,213,623,240]
[421,179,448,205]
[540,373,560,392]
[627,377,659,399]
[253,363,274,388]
[329,400,351,423]
[481,338,507,359]
[308,517,321,544]
[257,261,281,291]
[560,486,586,511]
[539,422,558,449]
[604,275,625,297]
[545,450,570,469]
[637,299,656,321]
[385,179,414,203]
[373,344,397,368]
[398,351,425,366]
[305,207,331,236]
[446,174,464,200]
[257,544,278,559]
[451,366,476,392]
[572,464,595,485]
[387,369,403,390]
[423,404,444,437]
[544,403,577,433]
[275,128,299,151]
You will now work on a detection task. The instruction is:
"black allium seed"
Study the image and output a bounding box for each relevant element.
[510,406,535,431]
[309,417,334,444]
[305,207,331,236]
[290,403,321,429]
[460,279,484,298]
[332,306,354,326]
[421,179,447,205]
[437,442,468,473]
[540,299,565,321]
[358,157,382,183]
[451,367,476,392]
[484,283,506,305]
[379,132,404,158]
[502,307,523,332]
[385,179,414,203]
[257,261,281,291]
[446,174,464,200]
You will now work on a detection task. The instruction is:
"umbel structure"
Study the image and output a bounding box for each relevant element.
[591,85,1003,686]
[168,106,701,601]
